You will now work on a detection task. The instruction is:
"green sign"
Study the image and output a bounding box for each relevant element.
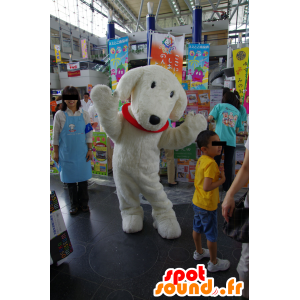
[91,132,108,176]
[174,143,196,159]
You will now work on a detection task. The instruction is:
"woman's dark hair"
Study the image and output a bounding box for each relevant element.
[233,90,241,110]
[223,87,230,96]
[222,91,240,110]
[61,86,81,111]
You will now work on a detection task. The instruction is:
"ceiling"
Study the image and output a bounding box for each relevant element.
[106,0,229,21]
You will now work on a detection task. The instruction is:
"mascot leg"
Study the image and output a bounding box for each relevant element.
[139,171,181,239]
[114,169,144,233]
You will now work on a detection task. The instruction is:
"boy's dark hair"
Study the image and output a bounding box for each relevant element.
[223,87,230,96]
[222,91,240,110]
[197,130,217,148]
[84,92,89,96]
[51,96,56,101]
[61,86,81,111]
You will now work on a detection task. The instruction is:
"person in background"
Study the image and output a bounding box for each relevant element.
[81,92,92,112]
[207,92,244,194]
[222,136,249,299]
[50,96,57,120]
[52,86,93,214]
[233,90,248,136]
[55,96,63,116]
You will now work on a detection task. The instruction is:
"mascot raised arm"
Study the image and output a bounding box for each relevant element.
[91,65,207,239]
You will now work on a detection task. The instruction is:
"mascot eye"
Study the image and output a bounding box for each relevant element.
[170,91,174,98]
[151,81,156,88]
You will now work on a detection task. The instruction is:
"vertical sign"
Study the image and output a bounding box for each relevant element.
[54,45,61,63]
[150,33,184,83]
[91,132,108,176]
[108,36,129,91]
[87,84,93,99]
[232,47,249,104]
[187,44,210,90]
[81,39,88,59]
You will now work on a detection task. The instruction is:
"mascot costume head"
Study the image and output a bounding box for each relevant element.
[91,65,207,239]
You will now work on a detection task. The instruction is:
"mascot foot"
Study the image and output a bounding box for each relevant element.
[153,215,181,239]
[122,214,144,233]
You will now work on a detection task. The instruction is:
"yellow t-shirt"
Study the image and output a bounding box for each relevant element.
[192,155,220,211]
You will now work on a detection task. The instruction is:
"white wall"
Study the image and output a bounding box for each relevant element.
[59,70,109,90]
[50,73,61,89]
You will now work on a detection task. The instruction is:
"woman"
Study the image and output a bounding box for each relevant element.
[207,92,244,192]
[52,86,93,215]
[54,96,63,116]
[233,90,247,136]
[222,136,249,299]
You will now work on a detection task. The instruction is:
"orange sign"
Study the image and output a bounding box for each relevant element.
[68,70,81,77]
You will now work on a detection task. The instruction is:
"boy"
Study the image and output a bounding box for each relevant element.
[192,130,230,272]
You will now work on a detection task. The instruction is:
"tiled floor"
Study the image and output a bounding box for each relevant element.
[50,173,248,300]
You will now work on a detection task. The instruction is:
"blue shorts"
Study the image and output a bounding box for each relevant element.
[192,204,218,243]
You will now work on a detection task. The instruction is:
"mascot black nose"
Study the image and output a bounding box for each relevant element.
[149,115,160,125]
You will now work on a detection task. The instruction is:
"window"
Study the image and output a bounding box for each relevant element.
[51,28,60,46]
[62,33,71,48]
[73,37,79,52]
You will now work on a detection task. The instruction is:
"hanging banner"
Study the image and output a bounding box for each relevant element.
[244,75,249,114]
[150,33,184,83]
[81,39,88,59]
[87,84,93,99]
[187,44,210,89]
[108,37,129,91]
[54,45,61,63]
[67,62,80,71]
[181,80,190,91]
[232,47,249,104]
[182,66,186,81]
[68,70,81,77]
[91,132,108,176]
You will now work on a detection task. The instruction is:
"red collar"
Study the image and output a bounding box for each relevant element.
[122,103,169,133]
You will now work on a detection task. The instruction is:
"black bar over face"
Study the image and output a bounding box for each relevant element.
[212,141,227,146]
[62,95,79,100]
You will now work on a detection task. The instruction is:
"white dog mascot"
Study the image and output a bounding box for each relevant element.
[91,65,207,239]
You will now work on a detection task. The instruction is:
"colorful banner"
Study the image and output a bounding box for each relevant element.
[232,47,249,104]
[150,33,184,83]
[50,126,59,174]
[68,70,81,77]
[187,44,210,89]
[182,66,186,81]
[108,37,129,91]
[91,132,108,176]
[54,45,61,63]
[81,39,88,59]
[67,62,80,71]
[244,75,249,114]
[181,80,190,91]
[87,84,93,99]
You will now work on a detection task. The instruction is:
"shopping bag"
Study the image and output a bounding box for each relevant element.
[50,190,73,264]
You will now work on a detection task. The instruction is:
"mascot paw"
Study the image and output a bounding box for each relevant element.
[153,217,181,239]
[185,112,207,132]
[91,84,114,104]
[122,214,143,233]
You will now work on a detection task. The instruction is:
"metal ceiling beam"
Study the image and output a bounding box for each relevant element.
[207,0,221,19]
[229,0,243,22]
[155,0,163,21]
[115,0,146,31]
[209,0,221,20]
[183,0,193,13]
[166,0,182,26]
[136,0,145,31]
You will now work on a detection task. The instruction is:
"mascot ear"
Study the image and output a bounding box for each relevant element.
[115,67,144,101]
[169,86,187,121]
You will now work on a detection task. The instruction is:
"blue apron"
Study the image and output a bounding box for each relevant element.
[59,110,92,183]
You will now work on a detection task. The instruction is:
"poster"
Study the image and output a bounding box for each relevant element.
[150,33,184,83]
[232,47,249,104]
[81,39,88,59]
[210,89,223,110]
[54,45,61,63]
[50,126,59,174]
[108,37,129,91]
[174,143,196,159]
[176,159,190,182]
[187,44,210,89]
[186,90,198,105]
[198,90,210,109]
[50,191,73,264]
[91,132,108,176]
[181,80,190,91]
